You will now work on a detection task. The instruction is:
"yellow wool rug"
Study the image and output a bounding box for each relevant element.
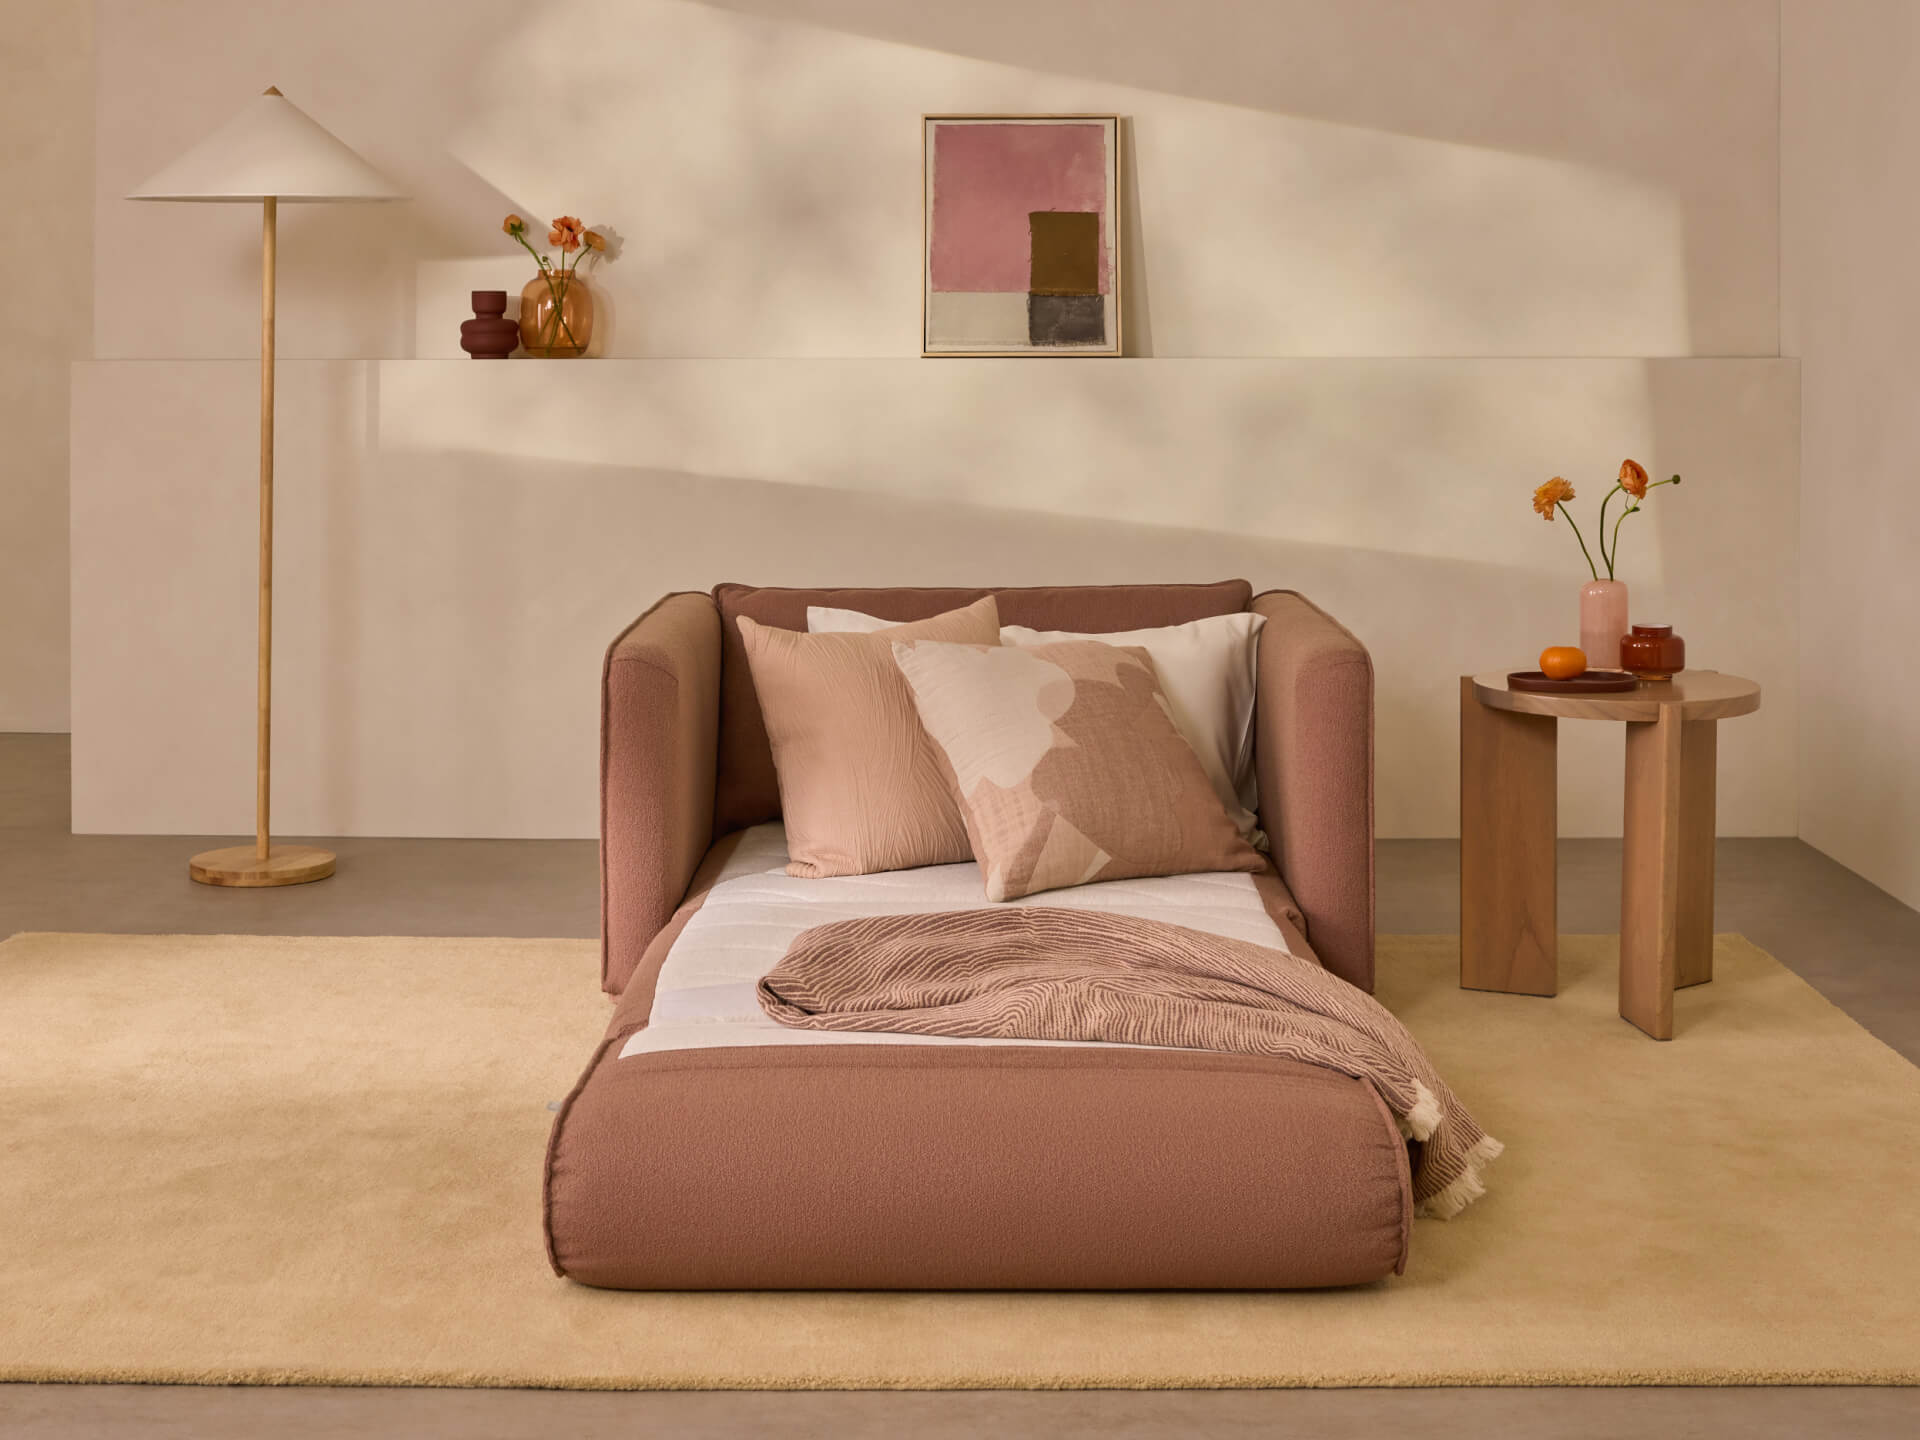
[1,930,1916,1389]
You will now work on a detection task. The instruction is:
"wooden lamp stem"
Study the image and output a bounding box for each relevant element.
[258,195,275,861]
[187,193,333,888]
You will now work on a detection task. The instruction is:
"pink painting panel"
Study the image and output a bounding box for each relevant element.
[929,122,1109,294]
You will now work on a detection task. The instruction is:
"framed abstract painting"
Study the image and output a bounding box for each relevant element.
[922,114,1122,357]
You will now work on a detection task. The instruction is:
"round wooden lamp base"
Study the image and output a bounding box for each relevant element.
[189,845,336,888]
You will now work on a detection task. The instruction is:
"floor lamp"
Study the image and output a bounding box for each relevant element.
[130,89,403,887]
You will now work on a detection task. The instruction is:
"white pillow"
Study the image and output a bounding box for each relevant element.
[806,605,901,635]
[808,604,1267,848]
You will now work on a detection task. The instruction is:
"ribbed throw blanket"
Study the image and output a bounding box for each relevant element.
[759,908,1501,1218]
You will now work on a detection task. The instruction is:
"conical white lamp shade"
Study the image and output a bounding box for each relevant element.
[128,88,403,203]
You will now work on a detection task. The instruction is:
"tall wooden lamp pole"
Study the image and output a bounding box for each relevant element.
[258,192,277,866]
[128,87,402,887]
[187,188,336,885]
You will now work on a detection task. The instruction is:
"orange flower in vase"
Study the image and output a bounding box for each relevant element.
[500,212,613,358]
[1533,477,1576,520]
[1528,459,1683,671]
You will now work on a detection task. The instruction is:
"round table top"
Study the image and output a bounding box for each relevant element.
[1470,669,1761,722]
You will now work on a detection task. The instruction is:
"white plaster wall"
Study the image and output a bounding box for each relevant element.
[0,4,90,730]
[71,0,1801,840]
[92,0,1779,361]
[71,358,1798,839]
[1782,0,1920,910]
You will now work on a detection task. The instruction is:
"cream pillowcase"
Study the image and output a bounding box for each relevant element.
[810,604,1267,848]
[891,637,1265,902]
[738,597,1001,878]
[807,605,923,635]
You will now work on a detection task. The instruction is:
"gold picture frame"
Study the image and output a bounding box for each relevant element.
[922,114,1123,358]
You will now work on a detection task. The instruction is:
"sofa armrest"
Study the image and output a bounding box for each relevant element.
[1250,591,1375,993]
[601,592,722,995]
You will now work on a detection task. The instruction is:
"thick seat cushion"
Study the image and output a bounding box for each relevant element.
[545,1039,1412,1291]
[712,581,1254,836]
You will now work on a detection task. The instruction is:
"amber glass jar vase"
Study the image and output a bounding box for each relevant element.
[520,270,593,358]
[1619,623,1685,679]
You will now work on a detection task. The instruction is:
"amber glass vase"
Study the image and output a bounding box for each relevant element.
[1619,623,1686,679]
[520,269,593,358]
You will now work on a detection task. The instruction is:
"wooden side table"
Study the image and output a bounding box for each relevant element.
[1460,670,1761,1039]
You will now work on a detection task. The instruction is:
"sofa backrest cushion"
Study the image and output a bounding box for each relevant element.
[711,580,1254,836]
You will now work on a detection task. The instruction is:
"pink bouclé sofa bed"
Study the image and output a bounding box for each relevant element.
[543,580,1408,1290]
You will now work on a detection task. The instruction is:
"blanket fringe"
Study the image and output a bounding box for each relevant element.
[1397,1080,1443,1142]
[1414,1134,1505,1220]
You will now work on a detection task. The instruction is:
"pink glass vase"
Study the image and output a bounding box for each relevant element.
[1579,579,1629,670]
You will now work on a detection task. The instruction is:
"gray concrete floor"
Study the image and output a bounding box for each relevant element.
[3,731,1917,1437]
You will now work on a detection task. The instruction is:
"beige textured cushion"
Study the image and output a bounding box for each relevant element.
[811,605,1268,849]
[892,638,1265,902]
[737,598,1000,878]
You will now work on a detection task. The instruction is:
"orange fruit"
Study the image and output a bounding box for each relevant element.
[1540,645,1588,680]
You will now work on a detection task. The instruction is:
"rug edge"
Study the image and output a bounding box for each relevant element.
[5,1366,1916,1390]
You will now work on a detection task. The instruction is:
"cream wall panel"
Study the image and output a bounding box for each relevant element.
[1,5,89,729]
[1782,0,1920,910]
[93,0,1778,362]
[71,358,1797,840]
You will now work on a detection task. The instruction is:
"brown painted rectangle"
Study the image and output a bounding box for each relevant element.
[1029,210,1100,295]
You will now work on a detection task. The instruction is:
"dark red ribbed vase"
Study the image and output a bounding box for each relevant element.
[460,290,519,359]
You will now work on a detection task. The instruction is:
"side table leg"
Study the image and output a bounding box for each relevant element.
[1675,719,1718,988]
[1621,708,1683,1038]
[1460,677,1557,996]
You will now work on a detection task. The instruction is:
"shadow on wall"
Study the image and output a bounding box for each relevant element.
[698,0,1777,356]
[327,444,1555,839]
[69,352,1798,840]
[373,355,1688,572]
[429,0,1692,358]
[309,445,1792,843]
[1636,357,1802,833]
[98,0,1728,360]
[345,352,1797,839]
[1119,115,1153,356]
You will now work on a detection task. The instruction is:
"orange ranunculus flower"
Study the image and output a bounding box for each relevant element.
[548,216,584,252]
[502,214,524,235]
[1618,458,1649,499]
[582,229,606,252]
[1533,477,1575,520]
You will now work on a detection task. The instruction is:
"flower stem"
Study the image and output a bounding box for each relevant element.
[1596,483,1623,578]
[1559,503,1600,581]
[1609,503,1638,575]
[510,230,545,269]
[541,268,581,352]
[1605,477,1678,578]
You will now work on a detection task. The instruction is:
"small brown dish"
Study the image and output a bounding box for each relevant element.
[1507,669,1639,695]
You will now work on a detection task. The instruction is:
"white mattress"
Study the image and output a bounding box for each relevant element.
[619,823,1295,1060]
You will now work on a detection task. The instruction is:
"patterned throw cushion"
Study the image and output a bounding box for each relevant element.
[811,606,1269,848]
[1000,616,1267,849]
[737,597,1001,878]
[891,638,1265,901]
